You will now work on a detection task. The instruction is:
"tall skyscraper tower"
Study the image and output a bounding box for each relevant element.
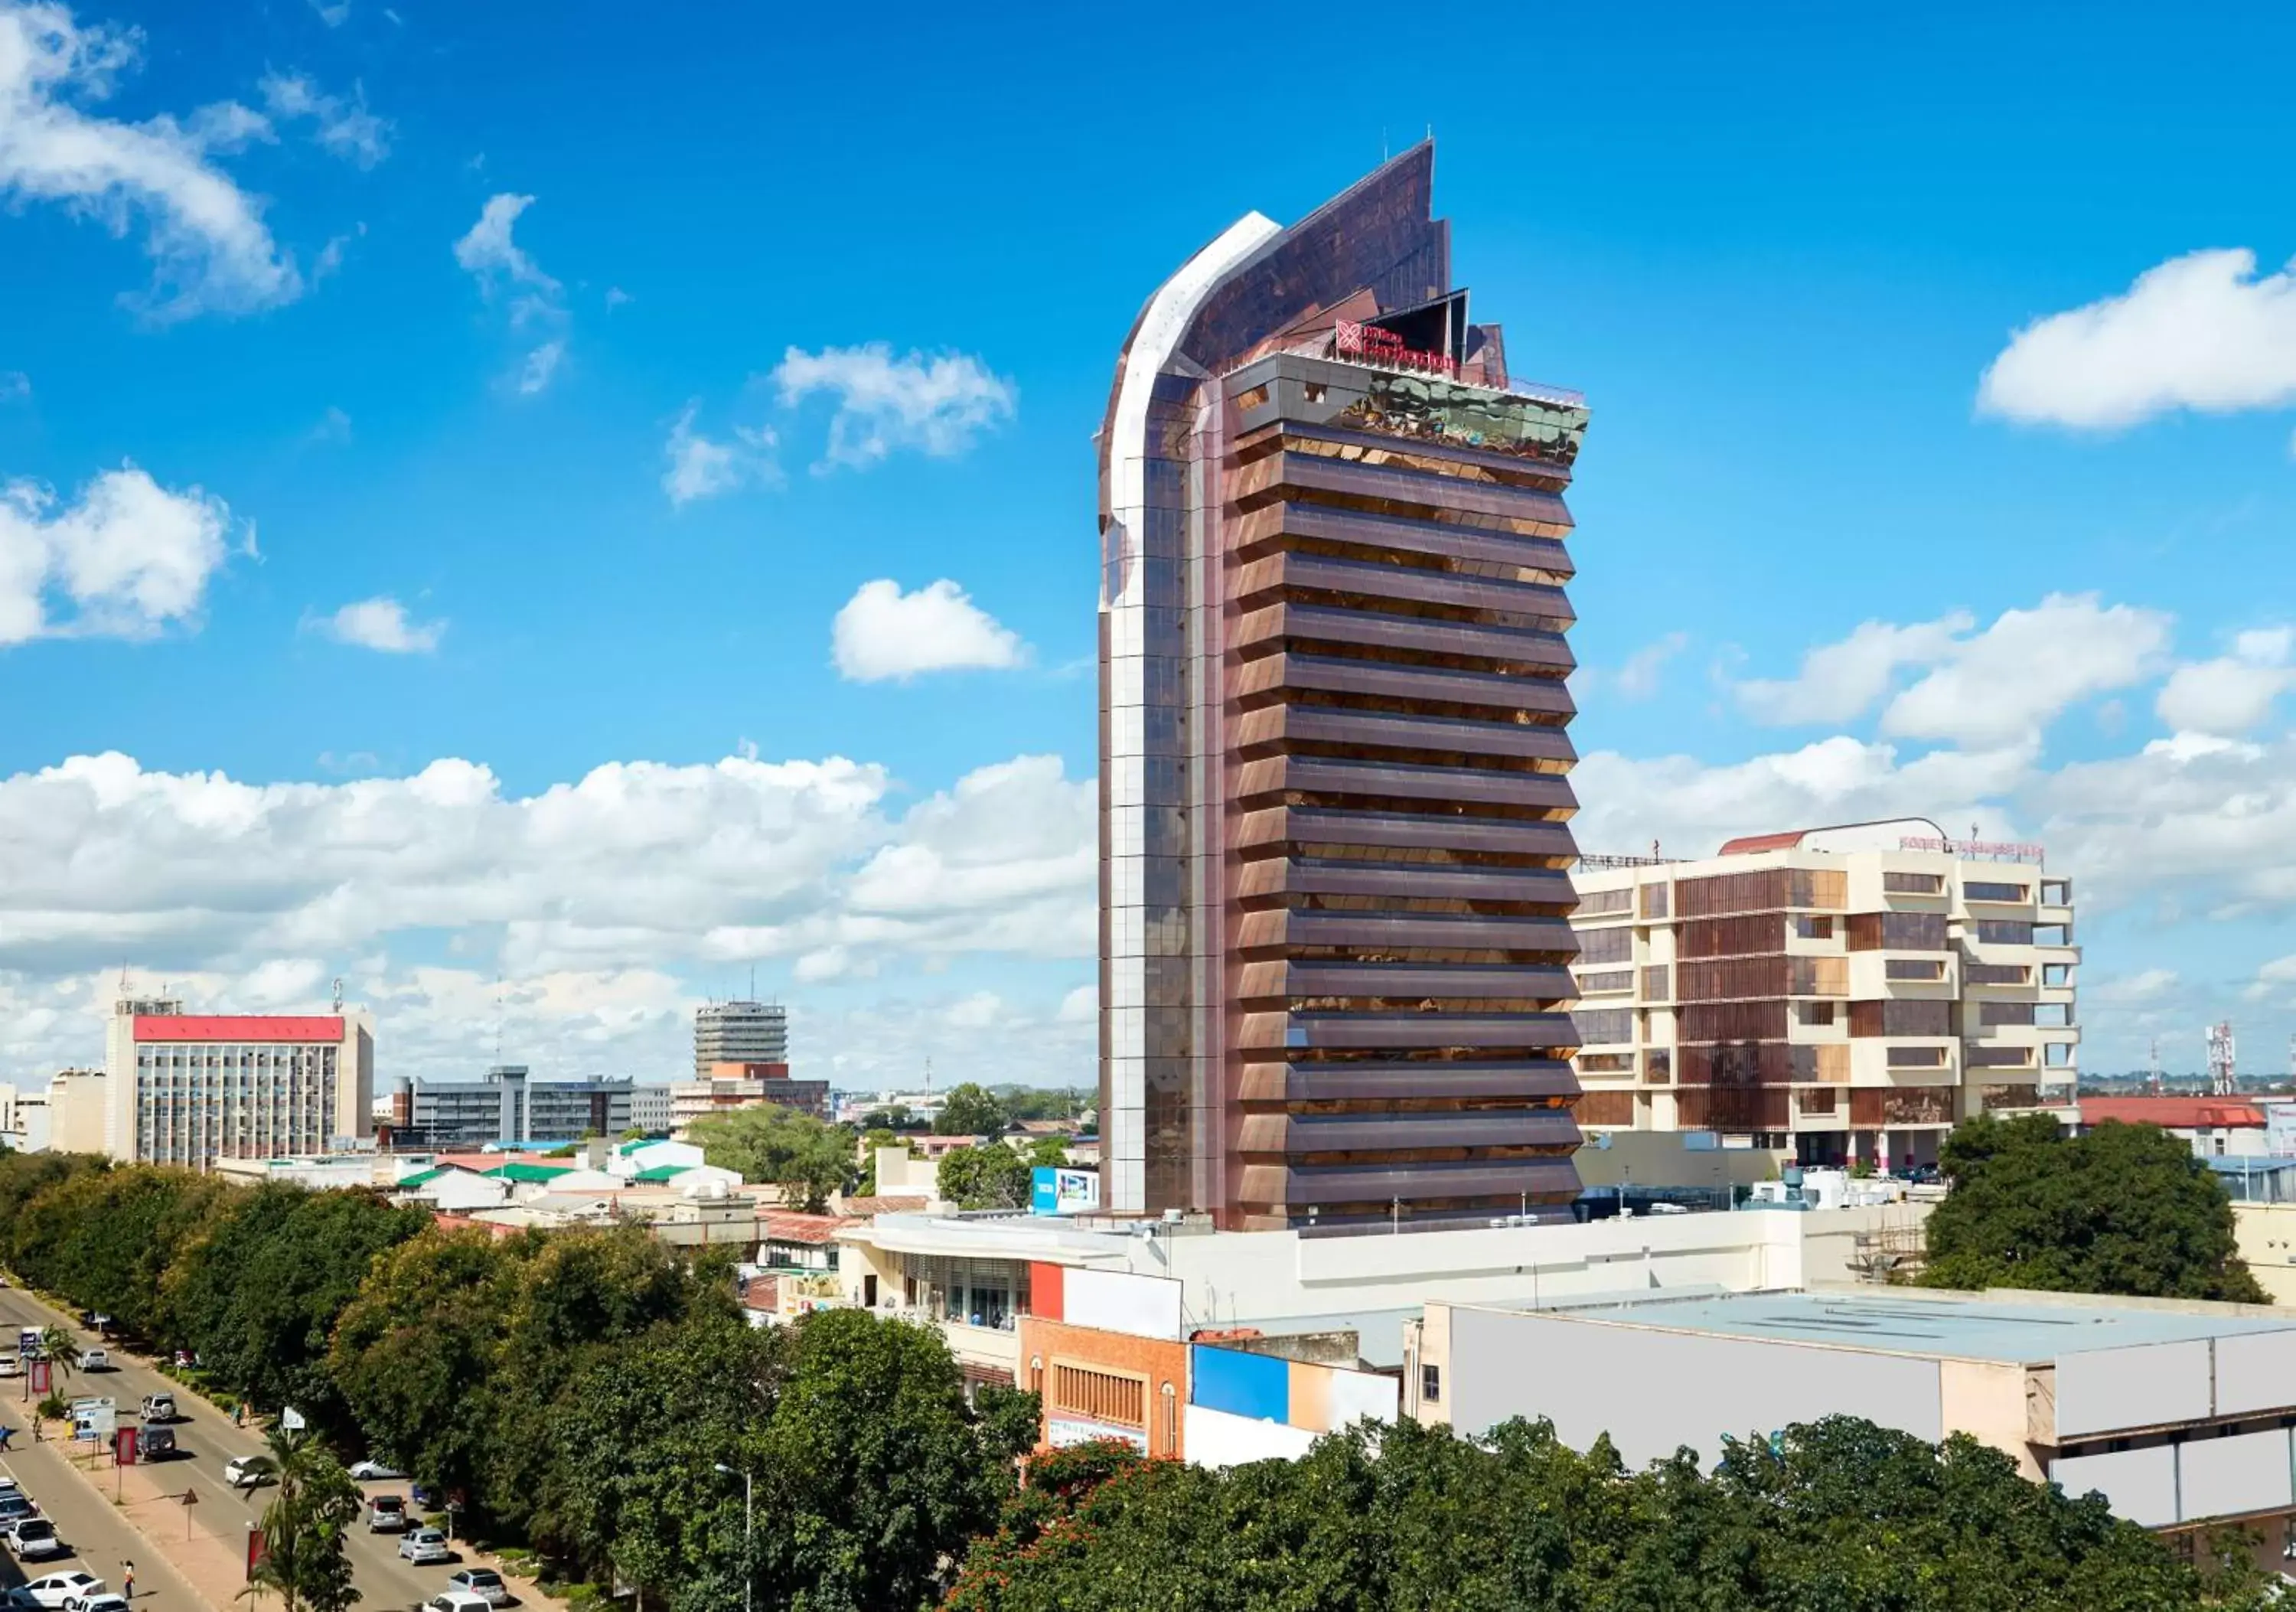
[694,1000,788,1077]
[1097,145,1590,1230]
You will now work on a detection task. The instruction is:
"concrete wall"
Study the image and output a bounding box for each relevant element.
[1186,1404,1316,1468]
[1440,1305,1945,1467]
[1140,1207,1815,1340]
[1574,1132,1785,1190]
[1019,1315,1188,1460]
[2233,1203,2296,1304]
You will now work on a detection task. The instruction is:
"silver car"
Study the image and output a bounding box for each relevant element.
[398,1527,451,1565]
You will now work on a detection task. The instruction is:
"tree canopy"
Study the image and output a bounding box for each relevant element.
[686,1104,856,1212]
[1922,1113,2269,1303]
[937,1084,1009,1140]
[947,1416,2263,1612]
[938,1144,1032,1211]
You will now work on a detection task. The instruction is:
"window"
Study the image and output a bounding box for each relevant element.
[1051,1362,1145,1428]
[1964,881,2029,903]
[1578,1052,1634,1072]
[1966,963,2030,985]
[1420,1363,1442,1405]
[1887,1045,1949,1068]
[1794,915,1834,940]
[1644,1049,1671,1084]
[1640,883,1670,919]
[1641,965,1671,1000]
[2043,964,2072,987]
[1980,1001,2035,1027]
[2034,924,2070,946]
[1848,911,1949,951]
[1572,1010,1634,1046]
[2045,1043,2074,1068]
[2035,1003,2070,1027]
[2041,881,2071,906]
[1886,958,1946,982]
[1883,872,1944,895]
[1575,970,1633,995]
[1576,887,1632,916]
[1850,999,1950,1037]
[1576,926,1633,965]
[1796,1001,1836,1026]
[1975,919,2036,946]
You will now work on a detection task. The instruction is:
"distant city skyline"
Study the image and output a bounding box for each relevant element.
[4,1,2296,1091]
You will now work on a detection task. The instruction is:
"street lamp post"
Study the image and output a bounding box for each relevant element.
[713,1462,754,1612]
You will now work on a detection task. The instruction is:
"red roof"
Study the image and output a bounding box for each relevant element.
[758,1211,850,1245]
[2082,1098,2265,1130]
[1717,830,1807,856]
[135,1014,345,1043]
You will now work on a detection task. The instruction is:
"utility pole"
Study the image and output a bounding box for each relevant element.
[714,1463,754,1612]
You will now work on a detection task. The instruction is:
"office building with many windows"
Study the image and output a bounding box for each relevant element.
[101,997,375,1169]
[396,1065,635,1149]
[1567,820,2079,1169]
[693,1000,788,1076]
[1098,143,1590,1229]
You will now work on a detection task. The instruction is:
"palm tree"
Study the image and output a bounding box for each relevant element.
[38,1326,75,1384]
[238,1426,362,1612]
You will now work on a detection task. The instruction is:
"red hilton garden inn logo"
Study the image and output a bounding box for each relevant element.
[1332,318,1461,380]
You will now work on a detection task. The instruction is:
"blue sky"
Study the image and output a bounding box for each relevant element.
[2,0,2294,1089]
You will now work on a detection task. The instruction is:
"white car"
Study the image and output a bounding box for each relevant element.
[424,1593,494,1612]
[0,1354,18,1378]
[347,1457,407,1481]
[73,1349,107,1372]
[6,1574,100,1610]
[223,1454,273,1490]
[66,1597,129,1612]
[9,1518,64,1560]
[399,1527,451,1565]
[447,1568,510,1605]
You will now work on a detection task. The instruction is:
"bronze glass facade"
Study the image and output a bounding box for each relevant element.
[1097,145,1591,1229]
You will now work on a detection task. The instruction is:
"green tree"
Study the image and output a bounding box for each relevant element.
[944,1415,2237,1612]
[687,1105,855,1212]
[1923,1113,2270,1302]
[937,1083,1008,1139]
[240,1424,363,1612]
[937,1144,1032,1211]
[1025,1136,1070,1169]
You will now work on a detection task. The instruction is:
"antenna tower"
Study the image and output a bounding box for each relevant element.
[2148,1037,2162,1096]
[2207,1021,2237,1097]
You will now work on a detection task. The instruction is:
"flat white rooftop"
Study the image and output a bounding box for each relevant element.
[1533,1288,2296,1365]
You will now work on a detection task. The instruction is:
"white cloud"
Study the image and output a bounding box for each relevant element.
[1739,596,2169,745]
[944,990,1003,1030]
[1737,614,1973,725]
[661,403,776,506]
[605,286,630,310]
[313,596,443,654]
[2089,968,2180,1006]
[257,71,390,168]
[0,464,231,644]
[0,2,299,319]
[1610,631,1688,700]
[1057,984,1096,1023]
[517,338,564,396]
[2157,626,2295,735]
[1979,249,2296,430]
[831,578,1028,682]
[453,193,556,292]
[455,194,569,396]
[0,372,24,401]
[773,343,1015,469]
[0,746,1094,1075]
[1882,595,2170,746]
[307,405,351,444]
[308,0,348,23]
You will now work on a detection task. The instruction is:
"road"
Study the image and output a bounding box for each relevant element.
[0,1429,178,1607]
[0,1284,482,1610]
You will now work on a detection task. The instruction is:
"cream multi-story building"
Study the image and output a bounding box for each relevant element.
[99,996,375,1169]
[1568,820,2079,1170]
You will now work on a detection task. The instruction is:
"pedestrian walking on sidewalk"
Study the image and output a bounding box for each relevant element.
[122,1558,134,1598]
[0,1423,15,1450]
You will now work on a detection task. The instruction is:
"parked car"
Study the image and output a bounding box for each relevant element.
[74,1349,108,1373]
[3,1574,100,1610]
[140,1424,176,1460]
[399,1527,452,1565]
[0,1353,19,1378]
[139,1392,175,1423]
[65,1596,129,1612]
[9,1519,63,1561]
[424,1591,494,1612]
[366,1493,408,1532]
[347,1457,407,1482]
[223,1454,274,1490]
[446,1568,510,1605]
